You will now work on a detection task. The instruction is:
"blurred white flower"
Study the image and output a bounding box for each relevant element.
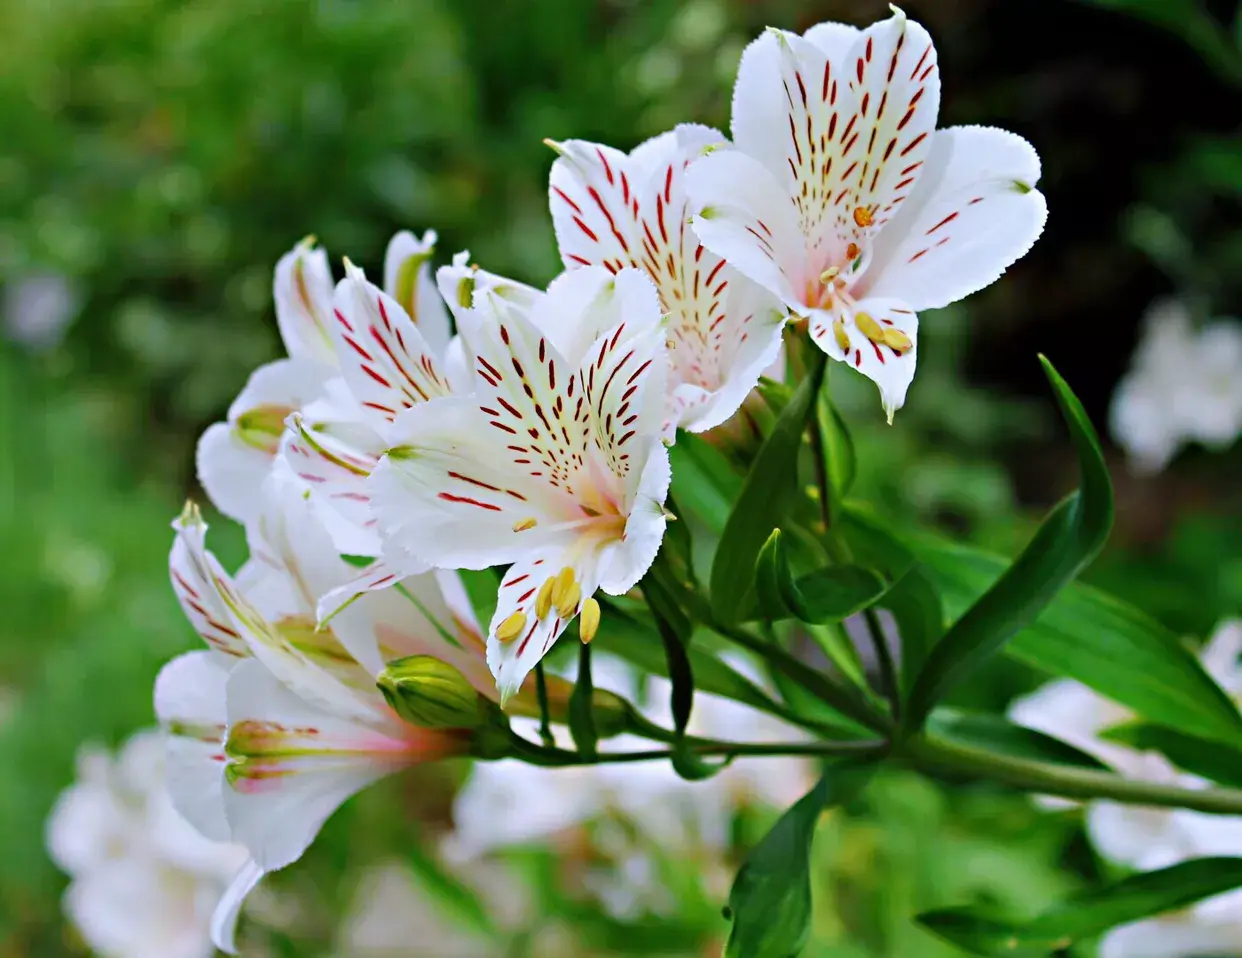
[45,730,248,958]
[1010,619,1242,955]
[3,272,79,350]
[1109,299,1242,471]
[445,653,814,918]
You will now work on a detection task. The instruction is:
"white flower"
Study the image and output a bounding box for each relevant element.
[157,470,492,952]
[685,8,1046,420]
[45,730,248,958]
[1109,299,1242,472]
[548,126,787,435]
[1010,620,1242,954]
[368,264,672,700]
[197,231,458,535]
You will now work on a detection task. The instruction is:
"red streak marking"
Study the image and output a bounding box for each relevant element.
[909,249,929,263]
[448,471,503,493]
[490,420,518,434]
[362,366,392,388]
[505,574,530,587]
[664,165,673,205]
[900,132,928,157]
[927,211,959,234]
[882,139,897,163]
[343,335,372,362]
[787,116,803,166]
[795,71,808,106]
[854,349,862,367]
[517,588,536,603]
[334,308,354,333]
[574,217,598,242]
[478,356,503,380]
[910,45,930,81]
[596,148,614,185]
[553,186,583,215]
[822,62,831,100]
[567,254,591,267]
[856,56,864,83]
[872,342,885,364]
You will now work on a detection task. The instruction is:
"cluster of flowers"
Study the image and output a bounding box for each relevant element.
[1110,299,1242,472]
[139,7,1045,951]
[1011,620,1242,957]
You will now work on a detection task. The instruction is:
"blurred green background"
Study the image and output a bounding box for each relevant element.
[1,0,1240,954]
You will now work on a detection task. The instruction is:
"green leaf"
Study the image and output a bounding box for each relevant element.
[753,530,888,624]
[1101,722,1242,788]
[725,764,874,958]
[897,524,1242,747]
[458,567,500,633]
[904,358,1114,733]
[927,709,1109,771]
[711,349,826,624]
[668,433,742,534]
[919,857,1242,956]
[816,371,857,523]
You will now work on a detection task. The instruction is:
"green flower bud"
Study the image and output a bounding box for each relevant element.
[377,656,490,730]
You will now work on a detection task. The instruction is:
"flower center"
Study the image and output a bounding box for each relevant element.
[804,242,868,312]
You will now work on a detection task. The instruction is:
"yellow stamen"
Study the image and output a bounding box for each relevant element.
[555,581,582,620]
[832,318,851,354]
[819,267,839,284]
[535,577,556,619]
[512,517,538,532]
[852,207,873,228]
[550,566,576,608]
[854,311,885,343]
[579,597,601,644]
[495,611,527,644]
[882,327,912,353]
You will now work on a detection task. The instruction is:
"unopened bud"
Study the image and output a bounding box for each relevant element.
[377,656,489,730]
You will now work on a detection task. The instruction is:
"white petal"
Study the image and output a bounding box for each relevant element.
[833,12,942,247]
[687,149,805,307]
[195,423,272,528]
[273,239,337,365]
[327,262,454,426]
[442,334,473,394]
[1201,620,1242,695]
[383,229,453,358]
[671,272,787,434]
[801,21,862,61]
[549,140,641,276]
[369,397,569,570]
[435,254,542,332]
[809,296,919,421]
[170,508,250,660]
[211,859,265,954]
[530,266,662,369]
[222,660,436,871]
[600,438,670,595]
[154,652,232,842]
[1100,918,1242,958]
[859,125,1046,311]
[45,779,127,876]
[487,554,603,701]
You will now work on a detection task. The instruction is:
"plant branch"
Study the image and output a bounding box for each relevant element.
[863,608,902,722]
[908,735,1242,817]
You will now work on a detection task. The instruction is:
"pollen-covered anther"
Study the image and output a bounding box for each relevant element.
[832,318,851,354]
[555,581,581,620]
[579,597,601,644]
[853,311,886,344]
[550,566,576,609]
[512,517,538,532]
[495,610,527,644]
[845,242,860,261]
[882,327,913,353]
[535,577,556,619]
[852,207,874,229]
[820,267,840,284]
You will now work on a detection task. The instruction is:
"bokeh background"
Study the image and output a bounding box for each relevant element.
[1,0,1240,954]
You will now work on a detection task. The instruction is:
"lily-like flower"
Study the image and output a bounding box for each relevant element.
[45,731,248,958]
[369,264,672,699]
[1109,299,1242,472]
[1010,620,1242,954]
[197,231,457,534]
[548,126,787,435]
[156,472,496,952]
[685,7,1046,419]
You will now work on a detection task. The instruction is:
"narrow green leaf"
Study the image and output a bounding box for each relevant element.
[919,857,1242,956]
[668,433,742,534]
[712,350,826,624]
[458,567,500,633]
[895,523,1242,747]
[753,530,887,624]
[904,358,1114,732]
[816,372,857,505]
[1101,721,1242,788]
[725,764,873,958]
[927,709,1109,771]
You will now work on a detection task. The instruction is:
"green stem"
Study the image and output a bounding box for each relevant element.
[863,608,901,722]
[717,621,894,734]
[534,662,554,749]
[510,732,889,767]
[908,735,1242,816]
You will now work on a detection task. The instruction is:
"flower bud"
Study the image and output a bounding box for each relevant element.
[377,656,489,730]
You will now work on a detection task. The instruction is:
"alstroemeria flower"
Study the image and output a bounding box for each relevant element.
[198,231,459,535]
[548,126,786,435]
[686,8,1046,419]
[369,264,671,699]
[155,475,491,952]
